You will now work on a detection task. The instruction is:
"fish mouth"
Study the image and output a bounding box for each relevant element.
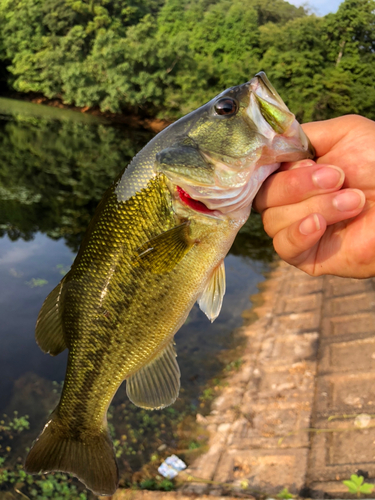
[177,186,218,215]
[248,72,315,160]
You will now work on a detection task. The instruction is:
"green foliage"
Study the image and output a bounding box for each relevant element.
[343,474,374,497]
[0,411,30,435]
[0,412,86,499]
[188,440,201,450]
[139,477,175,491]
[0,0,374,121]
[56,264,70,275]
[25,278,49,287]
[224,358,243,372]
[277,487,294,499]
[0,469,88,499]
[199,388,214,403]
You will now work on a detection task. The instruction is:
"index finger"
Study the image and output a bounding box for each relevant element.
[254,163,344,213]
[301,115,373,158]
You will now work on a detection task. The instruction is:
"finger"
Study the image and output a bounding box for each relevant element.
[254,164,345,213]
[278,159,316,171]
[273,213,327,269]
[263,188,365,238]
[301,116,374,158]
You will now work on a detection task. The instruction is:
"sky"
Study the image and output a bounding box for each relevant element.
[287,0,344,16]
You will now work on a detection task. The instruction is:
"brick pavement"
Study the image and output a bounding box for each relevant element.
[112,493,241,500]
[307,274,375,498]
[112,261,375,499]
[181,261,323,497]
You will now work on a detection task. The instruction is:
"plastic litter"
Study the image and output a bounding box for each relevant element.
[158,455,187,479]
[354,413,371,428]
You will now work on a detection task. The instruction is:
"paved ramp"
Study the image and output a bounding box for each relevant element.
[183,261,375,498]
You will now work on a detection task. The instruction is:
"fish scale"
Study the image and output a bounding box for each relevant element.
[25,72,314,496]
[58,173,228,431]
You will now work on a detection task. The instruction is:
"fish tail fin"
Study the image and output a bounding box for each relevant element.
[24,412,119,496]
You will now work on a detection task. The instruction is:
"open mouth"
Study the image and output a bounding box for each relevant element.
[177,186,215,214]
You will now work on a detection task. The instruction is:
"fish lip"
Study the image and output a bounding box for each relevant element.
[250,73,289,113]
[306,136,316,158]
[248,73,315,159]
[252,72,290,111]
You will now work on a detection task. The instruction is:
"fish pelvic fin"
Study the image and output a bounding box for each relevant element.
[126,341,180,410]
[35,279,67,356]
[24,412,119,496]
[198,260,226,322]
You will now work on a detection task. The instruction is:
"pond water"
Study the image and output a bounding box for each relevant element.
[0,99,274,498]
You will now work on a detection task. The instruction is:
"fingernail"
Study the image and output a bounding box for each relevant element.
[333,190,365,211]
[289,160,316,170]
[312,167,343,189]
[299,214,321,235]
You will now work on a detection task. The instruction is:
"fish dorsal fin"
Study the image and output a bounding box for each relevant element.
[198,260,226,323]
[35,280,67,356]
[126,341,180,410]
[132,222,193,274]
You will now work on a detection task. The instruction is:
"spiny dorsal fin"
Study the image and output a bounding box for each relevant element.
[132,222,192,274]
[198,260,226,323]
[35,280,67,356]
[126,341,180,410]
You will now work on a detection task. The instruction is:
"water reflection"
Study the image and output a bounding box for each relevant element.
[0,106,152,250]
[0,234,70,410]
[0,102,274,495]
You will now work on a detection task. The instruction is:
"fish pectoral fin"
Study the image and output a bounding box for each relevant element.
[198,260,226,323]
[126,341,180,410]
[35,279,67,356]
[132,221,193,274]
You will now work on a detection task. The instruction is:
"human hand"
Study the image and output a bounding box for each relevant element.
[253,115,375,278]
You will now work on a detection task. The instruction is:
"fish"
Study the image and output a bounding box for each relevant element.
[24,72,314,496]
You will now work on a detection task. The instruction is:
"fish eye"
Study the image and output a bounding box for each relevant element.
[214,98,238,116]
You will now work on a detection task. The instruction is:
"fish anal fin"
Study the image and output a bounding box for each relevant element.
[198,260,226,323]
[35,280,67,356]
[25,412,119,496]
[132,222,193,274]
[126,341,180,410]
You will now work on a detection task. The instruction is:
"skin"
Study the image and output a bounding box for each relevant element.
[254,115,375,278]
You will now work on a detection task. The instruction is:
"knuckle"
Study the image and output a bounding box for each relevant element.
[262,209,277,238]
[281,170,306,200]
[300,265,320,277]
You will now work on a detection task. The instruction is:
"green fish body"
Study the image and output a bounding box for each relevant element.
[25,73,314,495]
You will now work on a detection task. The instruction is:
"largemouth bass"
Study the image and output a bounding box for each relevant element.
[25,72,314,495]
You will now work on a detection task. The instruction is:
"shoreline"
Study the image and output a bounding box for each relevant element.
[1,91,173,133]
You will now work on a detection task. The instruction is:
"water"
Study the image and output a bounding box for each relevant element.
[0,99,274,496]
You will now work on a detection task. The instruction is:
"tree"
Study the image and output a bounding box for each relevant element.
[0,0,374,121]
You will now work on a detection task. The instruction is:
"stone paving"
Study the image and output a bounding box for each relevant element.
[113,493,240,500]
[112,260,375,499]
[181,261,322,498]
